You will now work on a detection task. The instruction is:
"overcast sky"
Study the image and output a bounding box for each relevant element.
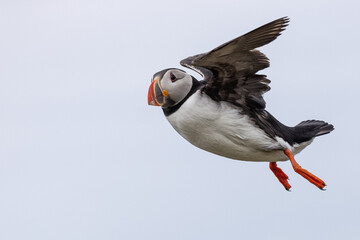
[0,0,359,239]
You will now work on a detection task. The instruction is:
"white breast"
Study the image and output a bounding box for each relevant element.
[166,91,298,162]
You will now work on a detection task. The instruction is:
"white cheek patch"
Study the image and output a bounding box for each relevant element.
[162,75,193,105]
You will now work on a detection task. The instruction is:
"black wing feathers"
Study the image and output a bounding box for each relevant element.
[180,17,289,110]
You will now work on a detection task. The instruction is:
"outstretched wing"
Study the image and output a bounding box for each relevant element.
[180,17,289,110]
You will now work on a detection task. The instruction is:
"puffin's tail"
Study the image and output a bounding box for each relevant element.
[293,120,334,143]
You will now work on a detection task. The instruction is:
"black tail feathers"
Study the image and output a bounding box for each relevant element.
[293,120,334,143]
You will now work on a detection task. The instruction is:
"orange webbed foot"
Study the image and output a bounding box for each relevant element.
[284,149,326,190]
[269,162,291,191]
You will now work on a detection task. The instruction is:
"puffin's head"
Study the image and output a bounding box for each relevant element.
[148,68,193,108]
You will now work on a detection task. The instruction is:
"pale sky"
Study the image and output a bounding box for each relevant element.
[0,0,359,239]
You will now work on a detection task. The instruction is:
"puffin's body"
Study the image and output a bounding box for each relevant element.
[148,17,334,190]
[166,90,311,162]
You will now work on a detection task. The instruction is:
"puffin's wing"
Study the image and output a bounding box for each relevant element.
[180,17,289,110]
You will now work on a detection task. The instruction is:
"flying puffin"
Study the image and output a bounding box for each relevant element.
[147,17,334,190]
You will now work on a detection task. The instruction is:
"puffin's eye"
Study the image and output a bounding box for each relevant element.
[170,73,177,82]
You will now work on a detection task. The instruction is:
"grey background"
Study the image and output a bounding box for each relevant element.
[0,0,359,239]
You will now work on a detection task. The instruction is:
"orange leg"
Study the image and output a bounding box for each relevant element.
[284,149,326,190]
[269,162,291,191]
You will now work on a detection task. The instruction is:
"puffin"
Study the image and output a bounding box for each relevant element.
[147,17,334,190]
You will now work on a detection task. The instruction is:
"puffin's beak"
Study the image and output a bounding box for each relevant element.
[148,78,167,106]
[148,79,160,106]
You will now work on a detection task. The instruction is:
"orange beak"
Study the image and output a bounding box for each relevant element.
[148,79,160,106]
[148,78,168,106]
